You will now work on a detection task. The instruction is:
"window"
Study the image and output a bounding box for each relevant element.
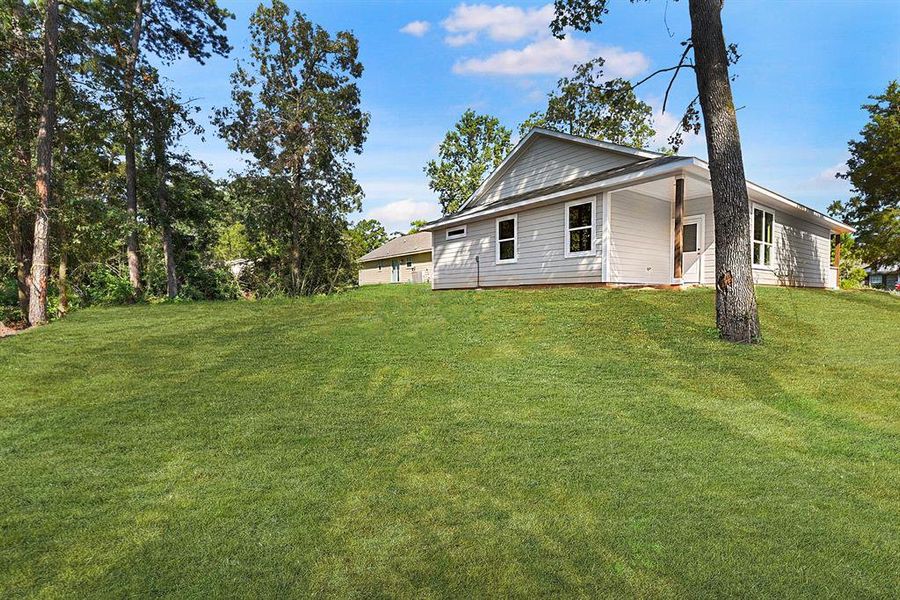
[565,198,595,257]
[683,223,698,253]
[446,226,467,240]
[406,257,412,267]
[752,206,774,267]
[870,274,883,287]
[377,261,383,271]
[496,215,517,263]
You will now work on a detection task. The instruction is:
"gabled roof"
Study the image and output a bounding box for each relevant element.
[421,128,855,235]
[456,127,660,213]
[358,232,432,263]
[425,155,687,228]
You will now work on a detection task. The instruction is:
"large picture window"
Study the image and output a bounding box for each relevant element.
[565,198,595,257]
[496,215,517,264]
[752,206,774,267]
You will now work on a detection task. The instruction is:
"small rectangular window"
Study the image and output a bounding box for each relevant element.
[870,274,883,286]
[683,223,698,253]
[406,257,412,267]
[752,206,774,267]
[446,226,467,240]
[565,198,595,257]
[377,261,383,271]
[496,215,517,264]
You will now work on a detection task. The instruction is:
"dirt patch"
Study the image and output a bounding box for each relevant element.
[0,322,27,338]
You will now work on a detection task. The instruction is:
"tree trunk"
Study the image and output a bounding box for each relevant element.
[290,201,302,294]
[11,0,33,319]
[58,226,68,316]
[124,0,144,297]
[688,0,761,343]
[153,116,178,299]
[28,0,59,326]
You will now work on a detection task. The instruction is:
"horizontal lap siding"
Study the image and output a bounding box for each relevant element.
[432,196,603,289]
[609,190,672,284]
[359,252,432,285]
[684,195,831,287]
[477,137,638,205]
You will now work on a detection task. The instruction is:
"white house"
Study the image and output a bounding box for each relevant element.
[421,128,853,290]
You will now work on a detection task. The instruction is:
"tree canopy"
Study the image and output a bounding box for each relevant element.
[424,109,512,215]
[830,81,900,269]
[518,58,656,149]
[214,0,369,295]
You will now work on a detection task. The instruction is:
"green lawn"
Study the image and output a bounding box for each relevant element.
[1,285,898,598]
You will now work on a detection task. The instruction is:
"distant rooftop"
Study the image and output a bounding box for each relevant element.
[358,231,432,263]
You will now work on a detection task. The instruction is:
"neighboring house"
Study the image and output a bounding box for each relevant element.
[358,232,432,285]
[864,265,899,290]
[421,128,854,290]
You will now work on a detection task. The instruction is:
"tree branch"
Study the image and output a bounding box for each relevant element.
[662,43,694,113]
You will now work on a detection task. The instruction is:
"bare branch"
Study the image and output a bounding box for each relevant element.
[662,43,694,113]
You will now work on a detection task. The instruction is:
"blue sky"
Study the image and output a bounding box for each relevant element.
[160,1,900,232]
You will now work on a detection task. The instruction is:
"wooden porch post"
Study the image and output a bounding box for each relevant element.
[833,234,842,287]
[673,177,684,284]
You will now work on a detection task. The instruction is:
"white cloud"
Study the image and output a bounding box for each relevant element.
[442,3,555,44]
[444,32,477,47]
[453,37,649,78]
[400,20,431,37]
[363,199,442,233]
[813,161,848,184]
[806,159,851,192]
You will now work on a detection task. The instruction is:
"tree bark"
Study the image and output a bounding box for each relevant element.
[58,225,68,316]
[688,0,761,343]
[28,0,59,326]
[11,0,33,319]
[152,116,178,299]
[124,0,144,297]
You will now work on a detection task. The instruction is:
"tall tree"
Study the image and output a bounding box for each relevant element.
[214,0,369,295]
[0,0,38,318]
[28,0,59,325]
[551,0,761,343]
[518,58,656,148]
[348,218,388,262]
[829,81,900,269]
[102,0,232,297]
[425,109,512,215]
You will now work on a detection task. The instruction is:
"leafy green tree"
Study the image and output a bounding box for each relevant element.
[829,81,900,269]
[94,0,232,296]
[214,0,369,295]
[408,219,428,234]
[518,58,655,148]
[425,109,512,215]
[348,219,388,260]
[551,0,761,343]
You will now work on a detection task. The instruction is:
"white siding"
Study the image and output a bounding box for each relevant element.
[432,196,603,289]
[684,195,832,287]
[475,136,639,206]
[609,189,673,284]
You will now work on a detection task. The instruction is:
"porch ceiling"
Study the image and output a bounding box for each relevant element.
[620,176,709,201]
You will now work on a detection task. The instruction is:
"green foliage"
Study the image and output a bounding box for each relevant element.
[214,0,369,295]
[518,58,656,148]
[213,223,251,262]
[831,233,867,289]
[408,219,428,234]
[425,109,512,215]
[347,218,388,261]
[80,264,135,305]
[829,81,900,268]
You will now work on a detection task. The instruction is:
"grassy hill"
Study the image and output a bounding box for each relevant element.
[1,285,898,598]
